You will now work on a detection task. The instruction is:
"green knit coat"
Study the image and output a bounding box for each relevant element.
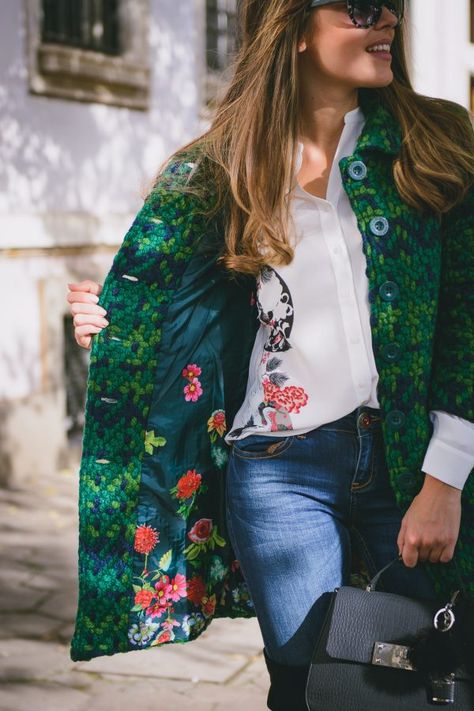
[70,91,474,662]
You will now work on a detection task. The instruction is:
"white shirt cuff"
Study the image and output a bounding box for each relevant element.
[421,410,474,490]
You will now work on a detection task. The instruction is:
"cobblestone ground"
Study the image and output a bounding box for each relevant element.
[0,457,268,711]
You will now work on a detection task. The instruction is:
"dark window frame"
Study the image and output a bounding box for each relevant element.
[41,0,120,55]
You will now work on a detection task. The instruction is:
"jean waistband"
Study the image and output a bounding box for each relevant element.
[323,405,382,432]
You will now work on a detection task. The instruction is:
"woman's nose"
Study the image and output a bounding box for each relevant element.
[375,4,400,28]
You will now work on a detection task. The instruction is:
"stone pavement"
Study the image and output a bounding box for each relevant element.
[0,456,268,711]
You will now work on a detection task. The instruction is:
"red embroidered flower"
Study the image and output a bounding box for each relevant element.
[202,594,216,618]
[176,469,202,499]
[154,629,172,644]
[168,573,187,602]
[184,378,203,402]
[231,559,240,572]
[207,409,227,437]
[134,524,160,554]
[182,363,202,380]
[134,589,155,609]
[188,518,212,544]
[187,575,207,605]
[262,380,308,414]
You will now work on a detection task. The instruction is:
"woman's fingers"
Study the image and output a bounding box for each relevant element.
[68,280,103,296]
[72,313,109,328]
[74,324,103,350]
[70,301,108,317]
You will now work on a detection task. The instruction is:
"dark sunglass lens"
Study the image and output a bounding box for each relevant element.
[351,1,380,27]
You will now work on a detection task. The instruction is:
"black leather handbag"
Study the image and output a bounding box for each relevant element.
[306,556,474,709]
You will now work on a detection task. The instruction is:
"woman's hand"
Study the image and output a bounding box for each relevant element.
[67,280,108,350]
[397,473,462,567]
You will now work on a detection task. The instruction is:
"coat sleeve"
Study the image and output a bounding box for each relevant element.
[427,178,474,424]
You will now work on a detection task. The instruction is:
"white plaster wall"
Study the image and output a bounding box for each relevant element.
[0,0,204,228]
[409,0,473,106]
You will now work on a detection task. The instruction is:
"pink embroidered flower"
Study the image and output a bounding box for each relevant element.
[188,518,212,544]
[182,363,202,380]
[134,524,160,554]
[184,378,203,402]
[146,600,172,618]
[187,575,207,605]
[161,618,180,631]
[207,409,227,437]
[262,379,308,413]
[168,573,187,602]
[134,589,155,609]
[154,575,172,604]
[175,470,202,499]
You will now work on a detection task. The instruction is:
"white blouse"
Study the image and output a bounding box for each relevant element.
[225,105,474,491]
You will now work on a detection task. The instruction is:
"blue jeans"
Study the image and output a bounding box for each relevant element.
[225,405,439,667]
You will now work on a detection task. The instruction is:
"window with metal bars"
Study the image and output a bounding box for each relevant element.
[41,0,120,55]
[206,0,239,73]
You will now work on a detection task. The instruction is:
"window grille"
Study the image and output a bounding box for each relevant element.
[206,0,239,73]
[41,0,120,55]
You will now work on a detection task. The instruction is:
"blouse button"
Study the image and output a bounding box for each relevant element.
[369,216,389,236]
[347,161,367,180]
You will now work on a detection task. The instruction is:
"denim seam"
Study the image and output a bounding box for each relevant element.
[231,436,294,460]
[351,442,376,491]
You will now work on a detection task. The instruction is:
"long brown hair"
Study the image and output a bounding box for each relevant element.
[148,0,474,277]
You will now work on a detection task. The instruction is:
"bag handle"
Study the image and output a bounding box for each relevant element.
[366,553,466,597]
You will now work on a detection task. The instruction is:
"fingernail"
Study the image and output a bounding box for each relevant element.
[91,295,99,303]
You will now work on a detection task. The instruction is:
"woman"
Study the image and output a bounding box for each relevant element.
[67,1,474,709]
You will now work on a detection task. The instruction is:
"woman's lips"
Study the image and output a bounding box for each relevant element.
[367,51,392,61]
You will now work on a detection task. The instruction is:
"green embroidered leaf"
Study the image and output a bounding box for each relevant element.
[132,584,142,593]
[131,603,145,612]
[145,430,167,455]
[159,549,173,571]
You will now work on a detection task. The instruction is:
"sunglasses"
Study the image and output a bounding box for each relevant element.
[307,0,404,28]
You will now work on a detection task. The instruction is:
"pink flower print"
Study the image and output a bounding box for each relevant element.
[154,575,172,604]
[161,618,180,632]
[184,378,203,402]
[182,363,202,380]
[263,379,308,414]
[168,573,187,602]
[146,600,172,618]
[188,518,212,544]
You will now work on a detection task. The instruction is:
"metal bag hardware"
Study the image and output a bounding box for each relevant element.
[372,642,416,671]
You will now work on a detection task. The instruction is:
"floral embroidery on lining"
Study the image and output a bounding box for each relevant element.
[182,363,203,402]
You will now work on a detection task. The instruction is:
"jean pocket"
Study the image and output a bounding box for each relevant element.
[231,433,294,460]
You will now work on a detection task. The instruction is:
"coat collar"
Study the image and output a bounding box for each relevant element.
[356,89,402,156]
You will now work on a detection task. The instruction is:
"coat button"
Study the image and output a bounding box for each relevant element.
[397,472,420,494]
[369,216,389,236]
[379,280,399,301]
[381,342,401,362]
[386,409,405,428]
[347,161,367,180]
